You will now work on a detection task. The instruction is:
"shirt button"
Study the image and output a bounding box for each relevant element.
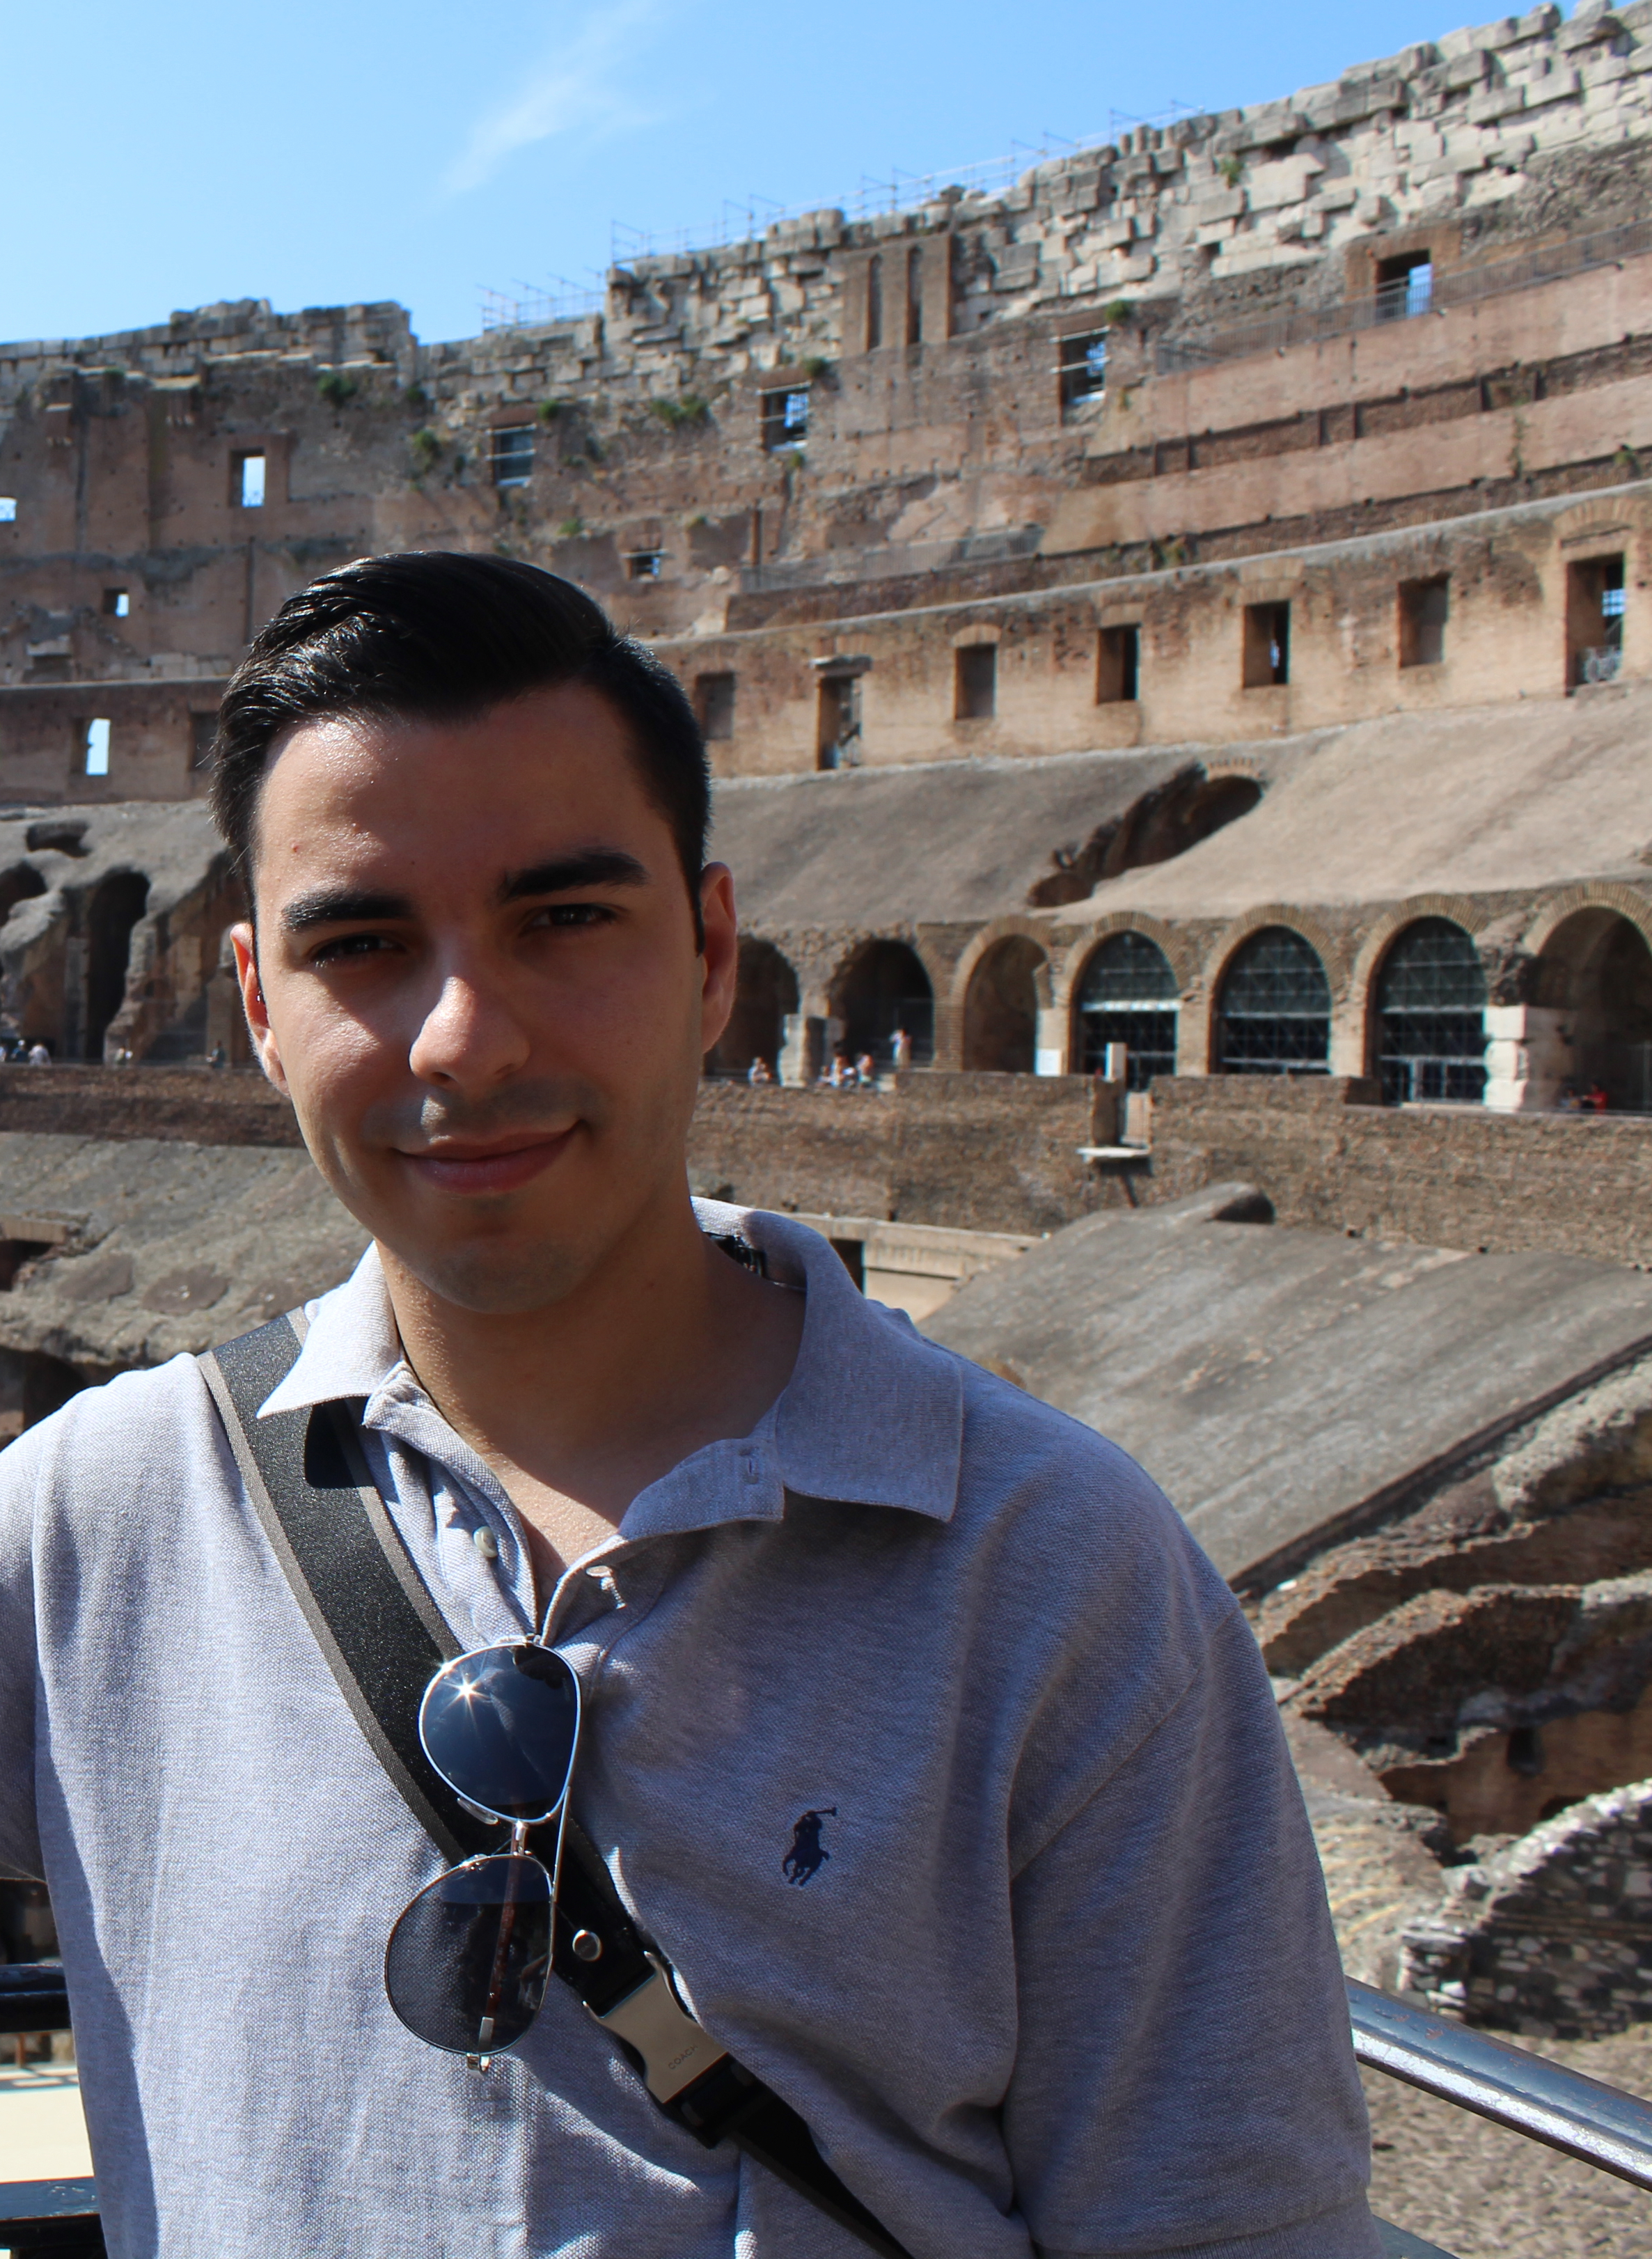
[472,1526,500,1562]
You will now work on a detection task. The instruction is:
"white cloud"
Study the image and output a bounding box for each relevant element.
[441,0,668,197]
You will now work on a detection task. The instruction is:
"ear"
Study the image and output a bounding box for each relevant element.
[231,923,290,1095]
[698,863,739,1057]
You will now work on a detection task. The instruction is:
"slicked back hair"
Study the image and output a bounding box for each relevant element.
[209,552,710,933]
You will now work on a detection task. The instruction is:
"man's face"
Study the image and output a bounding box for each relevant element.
[235,684,736,1313]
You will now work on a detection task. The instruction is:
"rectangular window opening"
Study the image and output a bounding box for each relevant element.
[696,671,737,742]
[0,499,17,524]
[906,247,924,347]
[817,672,863,769]
[190,712,218,769]
[1399,577,1449,668]
[102,588,129,618]
[233,452,266,509]
[625,549,663,581]
[1376,251,1434,322]
[1242,602,1291,688]
[1568,554,1626,685]
[83,719,111,778]
[954,643,998,721]
[1059,331,1109,411]
[762,388,810,452]
[1097,624,1140,704]
[490,428,535,487]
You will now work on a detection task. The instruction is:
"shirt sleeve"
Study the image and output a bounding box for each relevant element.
[0,1425,42,1882]
[1003,1604,1384,2259]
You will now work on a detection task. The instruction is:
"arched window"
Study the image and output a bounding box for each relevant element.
[835,940,933,1068]
[1534,909,1652,1112]
[963,937,1046,1072]
[1075,932,1178,1088]
[1216,926,1330,1075]
[1376,919,1486,1104]
[705,937,800,1080]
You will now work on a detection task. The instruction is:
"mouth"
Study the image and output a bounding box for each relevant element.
[396,1127,579,1197]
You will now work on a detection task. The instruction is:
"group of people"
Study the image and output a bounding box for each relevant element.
[1,1037,53,1065]
[1557,1079,1612,1112]
[820,1051,880,1089]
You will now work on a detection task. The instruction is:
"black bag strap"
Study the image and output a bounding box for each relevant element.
[200,1315,910,2259]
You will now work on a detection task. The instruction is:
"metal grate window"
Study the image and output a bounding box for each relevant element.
[1059,331,1108,409]
[1376,919,1487,1104]
[491,428,535,487]
[762,388,810,451]
[1216,926,1330,1074]
[1077,932,1178,1086]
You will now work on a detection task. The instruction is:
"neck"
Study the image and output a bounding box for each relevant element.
[377,1189,805,1589]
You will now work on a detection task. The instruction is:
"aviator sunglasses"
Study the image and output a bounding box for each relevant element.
[384,1640,581,2058]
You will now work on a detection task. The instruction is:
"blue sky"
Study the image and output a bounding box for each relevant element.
[10,1,1518,347]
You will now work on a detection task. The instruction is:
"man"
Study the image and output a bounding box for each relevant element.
[0,554,1381,2258]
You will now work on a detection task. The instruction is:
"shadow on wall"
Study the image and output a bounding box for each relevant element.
[84,871,149,1060]
[1028,765,1263,909]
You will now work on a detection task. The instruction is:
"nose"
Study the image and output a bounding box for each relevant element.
[407,964,532,1091]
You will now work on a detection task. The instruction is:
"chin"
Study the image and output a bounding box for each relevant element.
[406,1239,593,1315]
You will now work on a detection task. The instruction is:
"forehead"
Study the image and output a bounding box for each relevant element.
[251,685,666,889]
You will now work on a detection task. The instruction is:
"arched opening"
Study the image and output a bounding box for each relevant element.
[1533,909,1652,1111]
[1216,926,1330,1076]
[0,864,46,928]
[1375,919,1487,1104]
[705,937,799,1081]
[834,940,934,1070]
[84,871,149,1060]
[1074,931,1179,1087]
[963,937,1045,1072]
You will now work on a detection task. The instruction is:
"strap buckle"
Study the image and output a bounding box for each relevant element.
[592,1954,730,2102]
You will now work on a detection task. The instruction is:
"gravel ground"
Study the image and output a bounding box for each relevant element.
[1364,2031,1652,2258]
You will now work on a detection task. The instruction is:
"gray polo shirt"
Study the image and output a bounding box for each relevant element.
[0,1201,1380,2259]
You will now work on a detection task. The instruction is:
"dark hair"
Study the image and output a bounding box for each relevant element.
[210,551,709,916]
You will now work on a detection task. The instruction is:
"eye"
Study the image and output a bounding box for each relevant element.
[524,902,616,931]
[309,932,400,965]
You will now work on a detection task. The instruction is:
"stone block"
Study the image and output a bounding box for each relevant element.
[1469,82,1530,119]
[1524,63,1581,104]
[1445,47,1494,87]
[1193,187,1245,223]
[1196,218,1238,245]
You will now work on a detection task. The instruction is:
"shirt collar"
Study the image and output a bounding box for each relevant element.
[254,1204,963,1528]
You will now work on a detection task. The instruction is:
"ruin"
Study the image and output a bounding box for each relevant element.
[8,16,1652,2161]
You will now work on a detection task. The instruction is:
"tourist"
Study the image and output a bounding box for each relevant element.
[208,1042,228,1070]
[746,1054,772,1085]
[854,1050,877,1088]
[26,1042,49,1065]
[890,1026,912,1070]
[0,554,1381,2259]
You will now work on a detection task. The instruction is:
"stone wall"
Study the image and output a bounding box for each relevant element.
[689,1072,1104,1235]
[1131,1076,1652,1268]
[1401,1779,1652,2035]
[0,1065,299,1146]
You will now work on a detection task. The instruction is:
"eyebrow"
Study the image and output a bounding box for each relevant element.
[498,849,649,902]
[277,851,650,937]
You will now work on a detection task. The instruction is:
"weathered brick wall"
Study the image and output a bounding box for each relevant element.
[1401,1779,1652,2035]
[0,1065,299,1148]
[1135,1077,1652,1267]
[689,1072,1103,1235]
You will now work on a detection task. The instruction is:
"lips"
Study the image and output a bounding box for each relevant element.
[398,1129,576,1196]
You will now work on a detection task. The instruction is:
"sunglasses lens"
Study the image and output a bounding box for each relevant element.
[419,1643,579,1824]
[384,1854,553,2054]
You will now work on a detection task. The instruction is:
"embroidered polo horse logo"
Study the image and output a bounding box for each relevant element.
[782,1807,836,1885]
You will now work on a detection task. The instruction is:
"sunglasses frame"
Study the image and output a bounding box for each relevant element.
[386,1638,583,2064]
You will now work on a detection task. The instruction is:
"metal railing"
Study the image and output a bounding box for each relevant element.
[3,1966,1650,2256]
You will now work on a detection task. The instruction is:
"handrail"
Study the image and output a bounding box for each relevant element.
[1,1967,1649,2251]
[1348,1978,1652,2191]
